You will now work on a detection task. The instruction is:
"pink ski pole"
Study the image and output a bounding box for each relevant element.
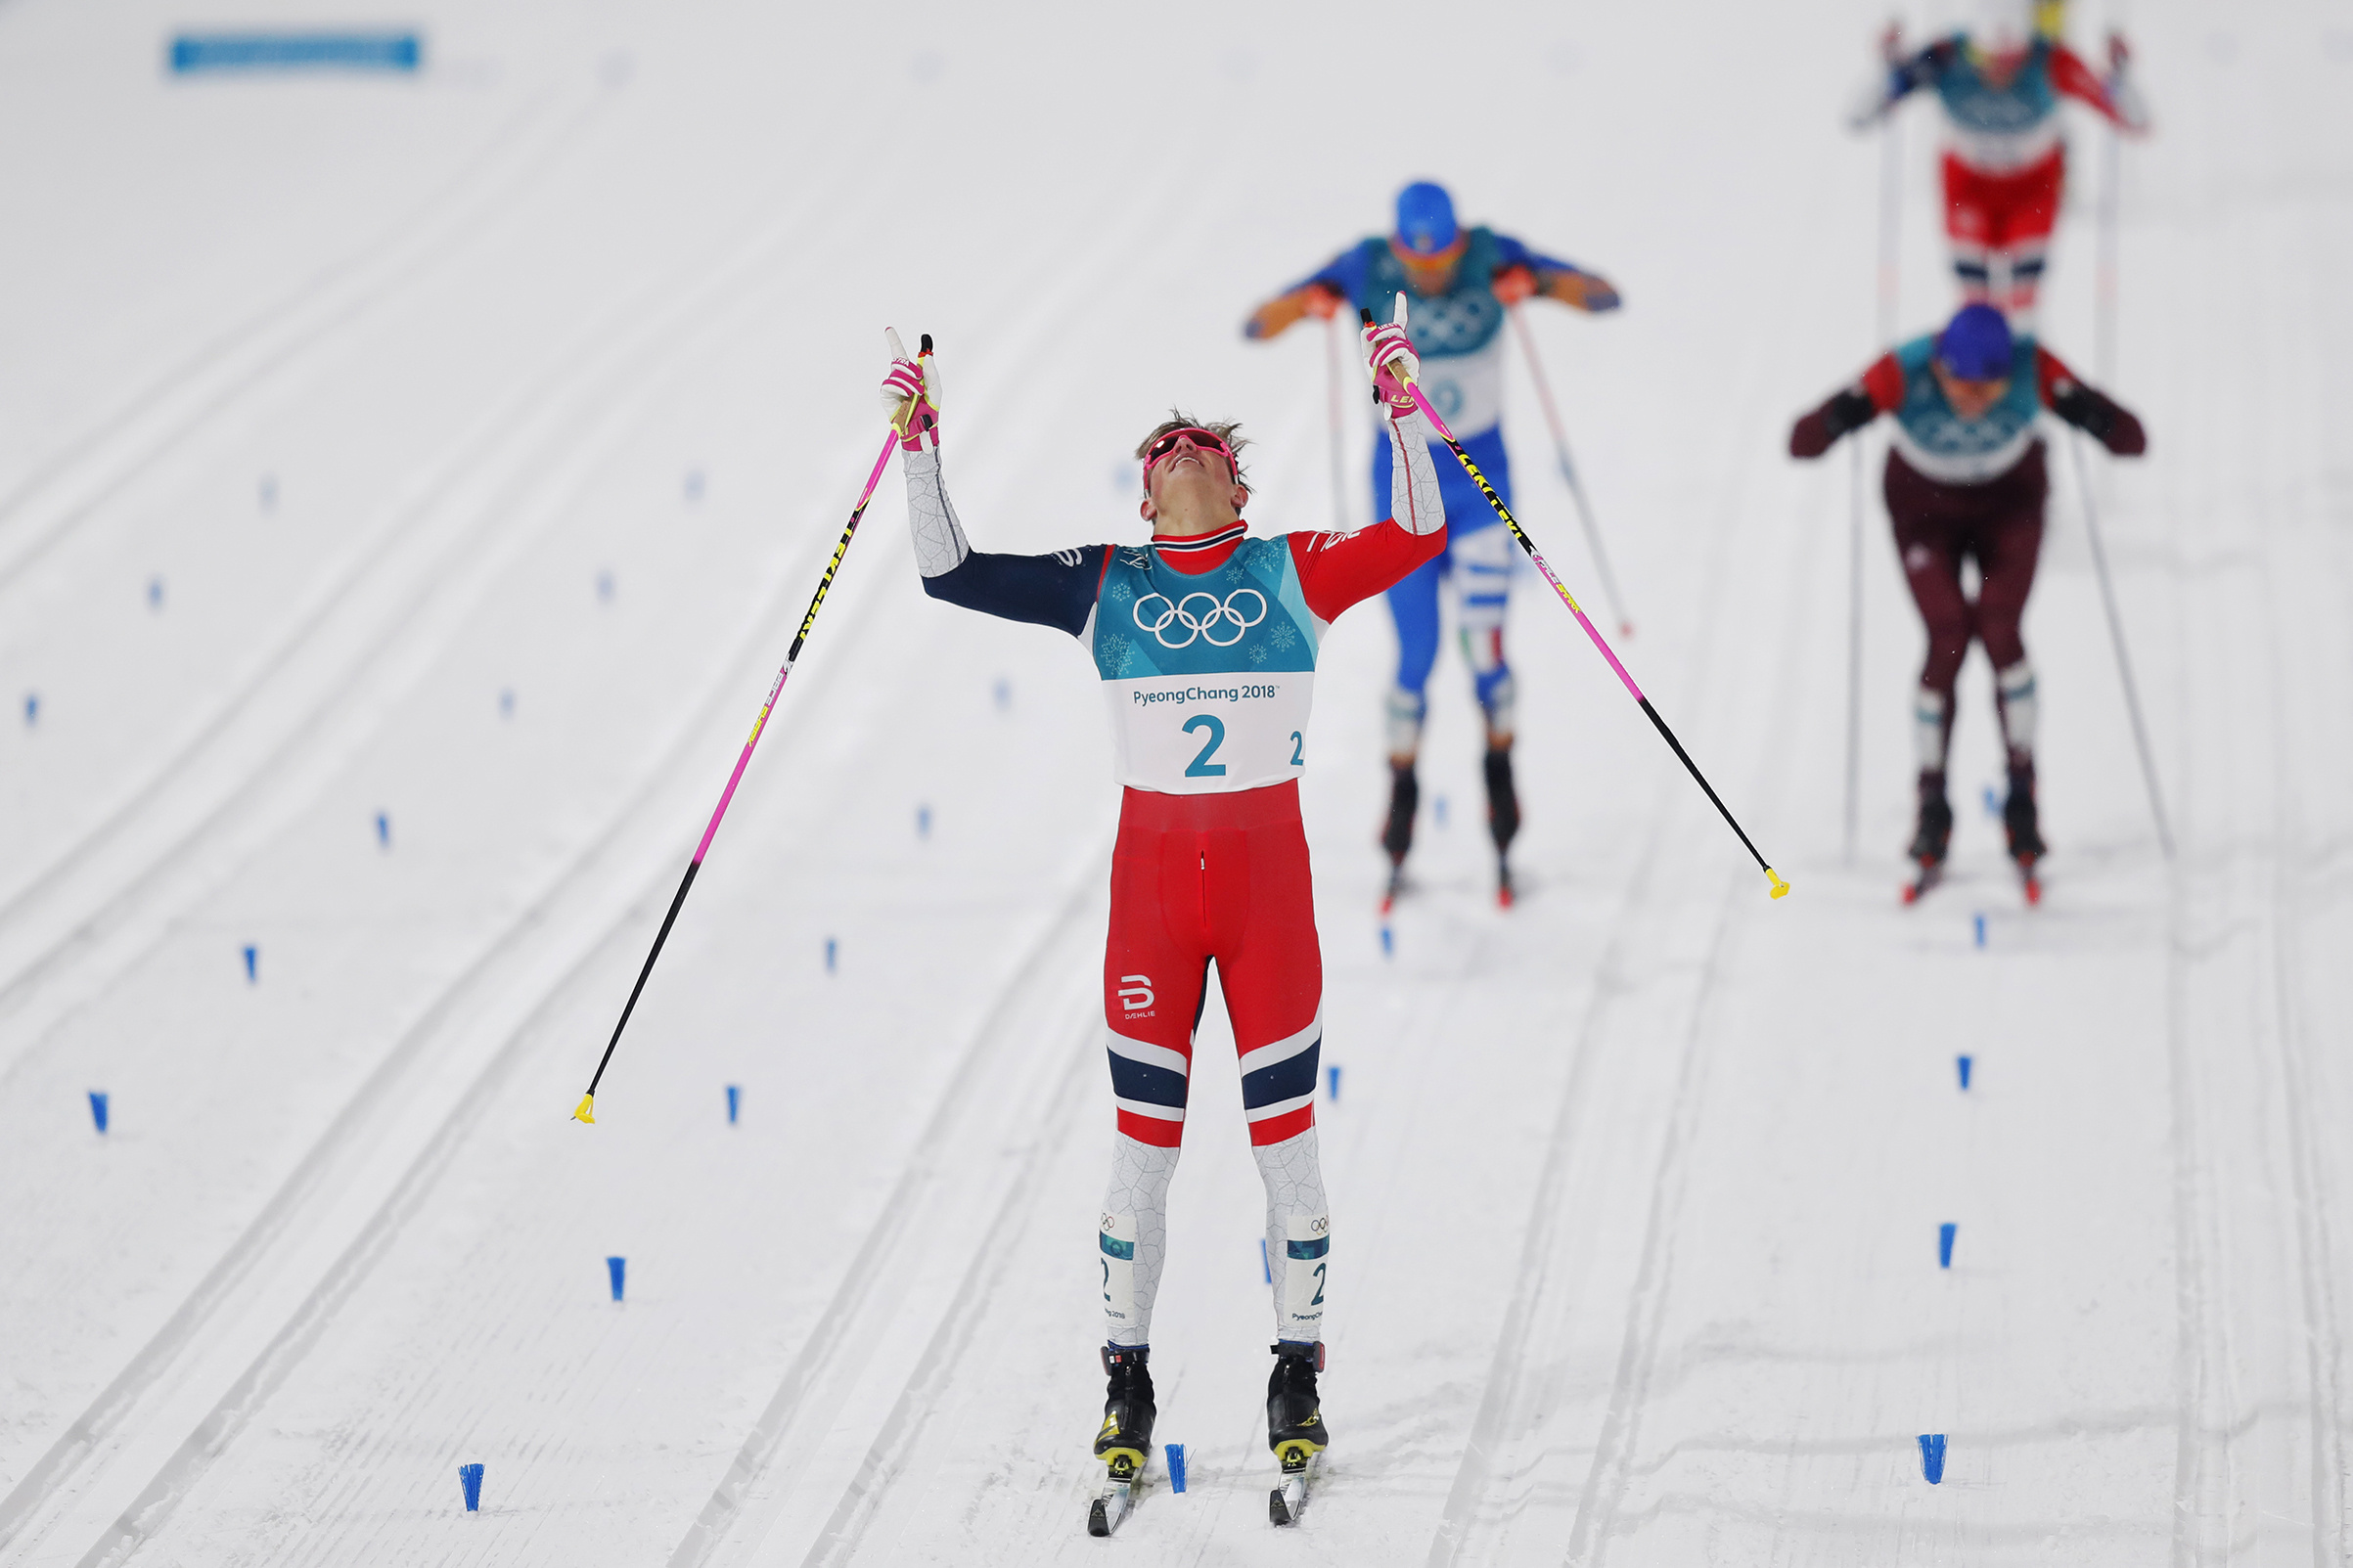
[574,332,929,1123]
[1365,303,1787,900]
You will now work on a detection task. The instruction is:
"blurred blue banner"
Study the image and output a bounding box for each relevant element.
[168,31,423,73]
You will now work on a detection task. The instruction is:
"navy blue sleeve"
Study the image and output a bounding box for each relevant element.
[1291,244,1371,307]
[1492,232,1587,277]
[921,545,1109,640]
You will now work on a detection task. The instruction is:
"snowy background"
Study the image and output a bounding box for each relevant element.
[1,1,2349,1563]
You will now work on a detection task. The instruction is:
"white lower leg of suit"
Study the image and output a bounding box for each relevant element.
[1098,1129,1331,1348]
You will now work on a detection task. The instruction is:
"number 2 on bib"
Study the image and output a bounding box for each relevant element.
[1182,713,1228,778]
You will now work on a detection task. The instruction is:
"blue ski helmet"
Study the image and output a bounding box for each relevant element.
[1936,303,2014,381]
[1394,181,1460,256]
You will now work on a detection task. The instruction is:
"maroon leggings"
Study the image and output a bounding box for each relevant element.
[1885,444,2046,721]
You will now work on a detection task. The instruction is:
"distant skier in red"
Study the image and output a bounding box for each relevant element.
[1788,303,2144,895]
[1851,0,2148,320]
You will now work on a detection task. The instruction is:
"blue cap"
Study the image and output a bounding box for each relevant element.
[1395,181,1459,255]
[1936,303,2014,381]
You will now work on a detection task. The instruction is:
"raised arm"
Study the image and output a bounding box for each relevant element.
[1491,233,1621,313]
[882,350,1109,635]
[1290,312,1448,621]
[2053,37,2149,132]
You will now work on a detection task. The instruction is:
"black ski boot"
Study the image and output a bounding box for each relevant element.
[1093,1345,1155,1473]
[2004,763,2046,902]
[1380,762,1418,908]
[1903,772,1954,903]
[1484,745,1520,907]
[1266,1341,1329,1466]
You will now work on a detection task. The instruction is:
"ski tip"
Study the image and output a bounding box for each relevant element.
[1765,868,1790,900]
[571,1093,596,1125]
[1900,882,1921,906]
[2022,876,2043,907]
[884,326,907,361]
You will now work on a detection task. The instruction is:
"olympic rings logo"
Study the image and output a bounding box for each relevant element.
[1132,588,1267,649]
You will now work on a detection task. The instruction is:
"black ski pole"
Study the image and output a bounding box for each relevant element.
[1366,303,1787,900]
[572,331,931,1123]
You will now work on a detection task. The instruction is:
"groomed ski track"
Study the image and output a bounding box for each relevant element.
[2,2,2349,1565]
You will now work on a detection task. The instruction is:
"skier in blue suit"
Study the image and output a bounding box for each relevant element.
[1244,181,1620,904]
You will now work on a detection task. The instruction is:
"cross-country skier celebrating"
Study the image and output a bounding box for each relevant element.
[1788,302,2144,897]
[1242,181,1619,907]
[882,305,1443,1529]
[1851,0,2147,320]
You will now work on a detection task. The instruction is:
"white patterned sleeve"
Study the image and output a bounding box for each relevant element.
[902,447,971,579]
[1385,410,1445,537]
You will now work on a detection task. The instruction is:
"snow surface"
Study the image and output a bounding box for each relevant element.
[2,0,2349,1563]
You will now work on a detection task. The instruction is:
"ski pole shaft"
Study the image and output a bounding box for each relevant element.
[1843,436,1865,866]
[2065,429,2173,859]
[1366,310,1787,899]
[1506,305,1633,637]
[573,336,928,1123]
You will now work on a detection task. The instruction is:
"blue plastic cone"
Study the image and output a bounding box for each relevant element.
[376,811,390,848]
[89,1092,109,1134]
[459,1461,483,1510]
[1957,1054,1972,1091]
[1938,1223,1957,1269]
[1973,913,1986,948]
[1167,1443,1187,1493]
[825,938,837,974]
[607,1256,626,1302]
[726,1086,741,1125]
[243,944,257,984]
[1379,925,1393,959]
[1918,1433,1947,1483]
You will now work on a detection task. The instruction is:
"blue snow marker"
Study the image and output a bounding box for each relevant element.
[1434,794,1449,829]
[726,1085,740,1125]
[1957,1054,1972,1091]
[607,1256,626,1302]
[1938,1223,1957,1269]
[260,475,277,511]
[500,689,515,719]
[1918,1433,1947,1483]
[1380,925,1393,960]
[89,1092,109,1134]
[23,694,34,726]
[685,469,704,502]
[148,577,164,610]
[375,811,390,849]
[458,1461,483,1511]
[825,937,837,974]
[916,805,930,839]
[596,569,614,603]
[992,678,1012,712]
[1326,1065,1341,1103]
[243,944,257,984]
[1167,1443,1187,1493]
[1260,1238,1271,1284]
[1973,913,1986,948]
